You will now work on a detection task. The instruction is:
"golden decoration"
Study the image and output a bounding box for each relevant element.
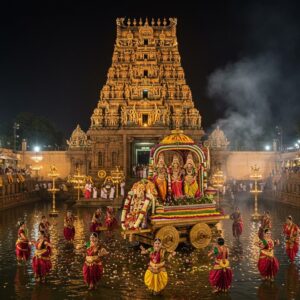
[98,170,107,179]
[219,259,230,268]
[189,223,212,249]
[155,225,179,252]
[160,130,194,145]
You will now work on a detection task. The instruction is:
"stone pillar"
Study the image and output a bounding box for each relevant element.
[123,134,127,176]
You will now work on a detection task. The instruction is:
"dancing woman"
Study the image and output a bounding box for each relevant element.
[82,232,109,290]
[63,211,75,241]
[32,231,52,282]
[140,238,175,295]
[90,208,103,235]
[38,215,51,242]
[104,206,118,231]
[258,211,272,240]
[15,221,31,264]
[256,229,279,281]
[208,237,233,293]
[283,216,300,262]
[230,207,243,239]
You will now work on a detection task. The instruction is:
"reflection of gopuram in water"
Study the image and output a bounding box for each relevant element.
[67,17,204,177]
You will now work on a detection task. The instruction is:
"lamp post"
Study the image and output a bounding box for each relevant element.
[250,165,262,221]
[211,169,225,208]
[48,165,59,217]
[111,166,124,199]
[68,168,86,201]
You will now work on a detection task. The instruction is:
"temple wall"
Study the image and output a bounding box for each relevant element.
[19,151,71,180]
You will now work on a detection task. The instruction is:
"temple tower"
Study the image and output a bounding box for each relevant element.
[68,18,204,176]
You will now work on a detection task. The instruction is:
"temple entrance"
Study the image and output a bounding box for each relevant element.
[132,141,155,177]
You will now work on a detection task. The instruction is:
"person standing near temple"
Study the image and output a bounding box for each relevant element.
[63,211,75,241]
[38,216,51,242]
[258,211,272,240]
[92,186,98,199]
[256,229,279,281]
[84,181,92,199]
[16,221,31,265]
[283,216,300,262]
[208,237,233,293]
[90,208,103,235]
[230,207,243,239]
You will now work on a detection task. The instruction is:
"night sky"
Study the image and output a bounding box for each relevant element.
[1,1,299,145]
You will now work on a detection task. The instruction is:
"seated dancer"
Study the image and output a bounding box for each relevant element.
[32,231,52,282]
[283,216,300,262]
[258,211,272,240]
[140,238,175,295]
[16,221,31,264]
[104,206,118,231]
[38,215,51,242]
[83,232,109,290]
[230,207,243,239]
[63,210,75,241]
[90,208,103,235]
[208,237,233,293]
[256,229,279,281]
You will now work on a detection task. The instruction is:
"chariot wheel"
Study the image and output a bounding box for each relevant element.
[155,225,179,252]
[189,223,212,249]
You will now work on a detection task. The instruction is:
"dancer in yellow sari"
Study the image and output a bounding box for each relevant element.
[141,238,175,295]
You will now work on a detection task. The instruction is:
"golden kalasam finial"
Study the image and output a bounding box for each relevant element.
[139,17,142,26]
[163,17,167,26]
[127,18,131,26]
[145,17,149,26]
[133,18,137,26]
[151,18,155,26]
[157,18,161,26]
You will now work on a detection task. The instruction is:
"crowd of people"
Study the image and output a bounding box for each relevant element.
[132,164,149,178]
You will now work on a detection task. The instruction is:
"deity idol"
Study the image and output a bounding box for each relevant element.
[153,153,168,203]
[183,153,200,198]
[169,154,183,199]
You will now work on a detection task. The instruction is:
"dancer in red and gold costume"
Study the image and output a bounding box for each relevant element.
[32,231,52,282]
[63,210,75,241]
[141,238,175,295]
[283,215,300,262]
[258,211,272,240]
[256,229,279,281]
[90,208,103,235]
[208,237,233,293]
[38,215,51,242]
[230,207,243,239]
[83,232,109,290]
[104,206,118,231]
[15,221,31,264]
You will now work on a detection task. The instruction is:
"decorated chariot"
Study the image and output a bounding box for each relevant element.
[121,130,228,251]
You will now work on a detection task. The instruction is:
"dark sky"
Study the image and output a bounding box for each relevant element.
[1,0,299,144]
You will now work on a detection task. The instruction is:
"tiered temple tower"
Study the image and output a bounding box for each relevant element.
[68,17,204,176]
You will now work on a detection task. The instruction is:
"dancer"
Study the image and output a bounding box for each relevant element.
[15,221,31,264]
[208,237,233,293]
[83,232,109,290]
[104,206,118,231]
[256,229,279,281]
[140,238,175,295]
[283,216,300,262]
[230,207,243,239]
[63,210,75,241]
[90,208,103,235]
[32,231,52,282]
[38,215,51,241]
[258,211,272,240]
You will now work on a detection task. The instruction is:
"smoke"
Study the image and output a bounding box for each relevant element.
[207,2,300,150]
[208,55,280,149]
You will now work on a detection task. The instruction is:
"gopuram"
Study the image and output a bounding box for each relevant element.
[67,17,204,177]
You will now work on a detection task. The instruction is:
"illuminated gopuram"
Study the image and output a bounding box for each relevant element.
[68,17,204,176]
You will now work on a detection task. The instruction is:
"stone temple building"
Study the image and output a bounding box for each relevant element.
[67,17,204,177]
